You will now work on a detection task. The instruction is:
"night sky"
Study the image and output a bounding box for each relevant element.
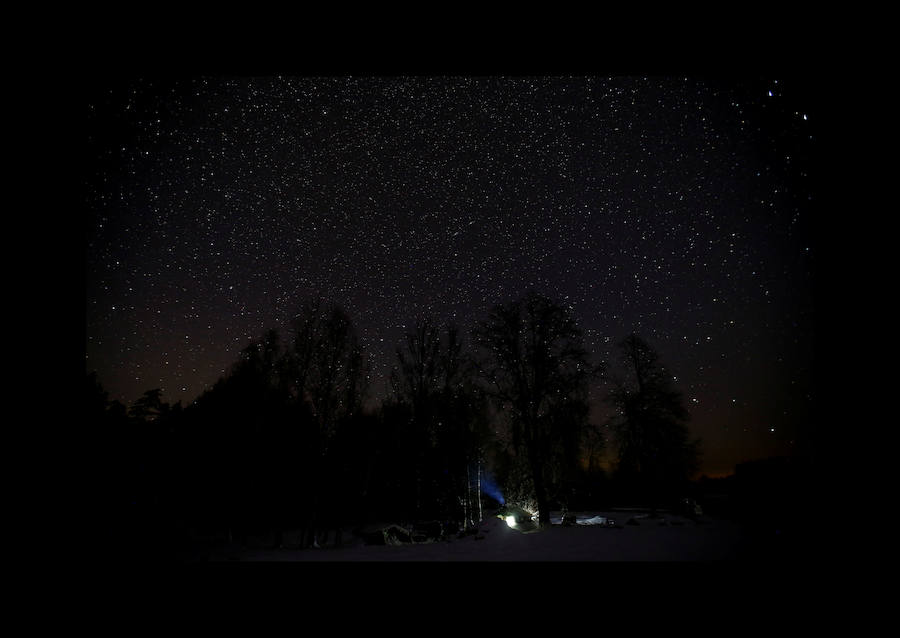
[83,75,816,478]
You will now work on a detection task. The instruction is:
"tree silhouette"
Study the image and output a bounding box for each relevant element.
[163,303,369,550]
[473,292,599,526]
[390,320,491,526]
[391,320,442,418]
[129,388,168,422]
[390,319,441,516]
[605,333,701,504]
[282,302,368,546]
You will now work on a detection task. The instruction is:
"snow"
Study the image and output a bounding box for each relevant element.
[198,510,754,562]
[570,515,613,526]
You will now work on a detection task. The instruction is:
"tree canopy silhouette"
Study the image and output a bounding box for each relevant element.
[389,319,491,524]
[605,333,701,504]
[473,292,600,526]
[282,301,368,546]
[88,294,717,557]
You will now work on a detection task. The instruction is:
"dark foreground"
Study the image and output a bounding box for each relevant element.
[182,509,795,563]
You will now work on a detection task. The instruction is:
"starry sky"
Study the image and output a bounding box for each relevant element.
[83,75,816,477]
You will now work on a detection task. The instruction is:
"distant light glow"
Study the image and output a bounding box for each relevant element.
[505,516,517,528]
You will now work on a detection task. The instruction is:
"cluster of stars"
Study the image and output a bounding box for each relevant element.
[84,75,815,476]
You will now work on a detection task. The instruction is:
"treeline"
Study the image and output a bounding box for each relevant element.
[87,292,700,556]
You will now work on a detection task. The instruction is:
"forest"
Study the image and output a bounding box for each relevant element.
[88,292,708,561]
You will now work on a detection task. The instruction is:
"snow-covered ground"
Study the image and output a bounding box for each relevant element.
[199,510,754,562]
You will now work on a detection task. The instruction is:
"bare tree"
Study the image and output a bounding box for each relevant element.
[473,292,600,526]
[283,301,368,547]
[390,319,490,526]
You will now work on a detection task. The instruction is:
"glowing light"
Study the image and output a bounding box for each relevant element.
[505,516,517,528]
[481,472,505,505]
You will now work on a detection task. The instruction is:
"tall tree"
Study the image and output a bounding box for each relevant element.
[284,302,367,425]
[283,302,368,546]
[606,333,700,503]
[390,319,489,524]
[390,319,441,515]
[391,320,442,420]
[473,292,599,526]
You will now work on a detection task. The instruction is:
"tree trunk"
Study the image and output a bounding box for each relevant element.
[465,464,471,527]
[529,444,551,527]
[476,458,483,522]
[461,492,468,530]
